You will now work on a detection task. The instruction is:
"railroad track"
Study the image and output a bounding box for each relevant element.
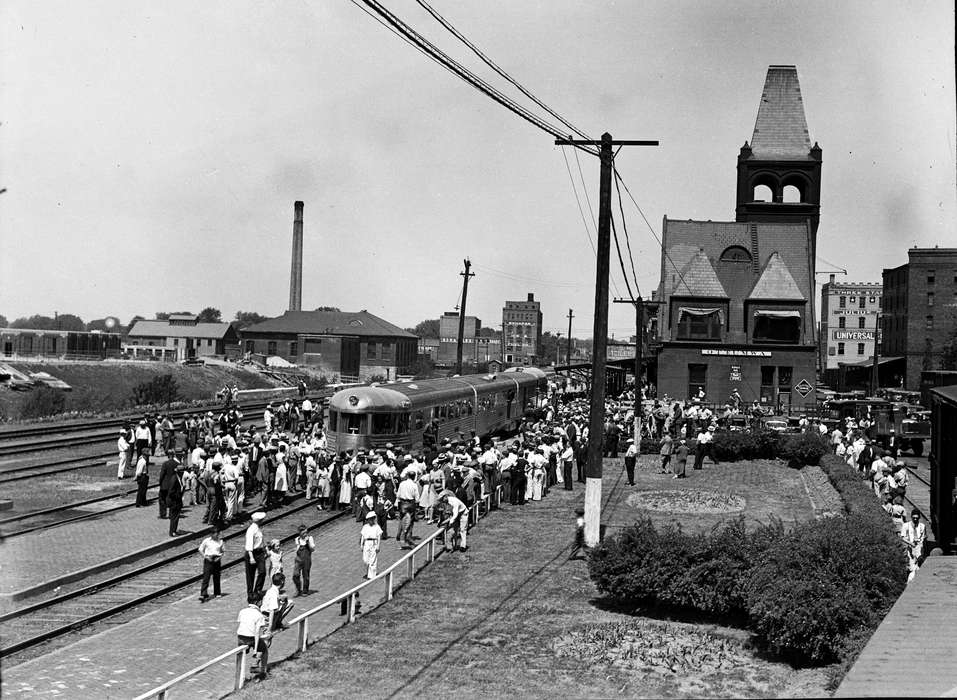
[0,494,344,658]
[0,393,333,458]
[0,482,161,538]
[0,451,115,484]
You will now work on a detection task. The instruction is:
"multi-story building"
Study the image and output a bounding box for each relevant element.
[881,247,957,390]
[819,276,882,386]
[655,66,821,410]
[437,311,480,366]
[502,293,543,366]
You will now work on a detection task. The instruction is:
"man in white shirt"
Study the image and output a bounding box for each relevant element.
[236,603,270,679]
[396,471,421,547]
[901,510,927,582]
[245,512,267,602]
[440,491,469,551]
[117,431,131,479]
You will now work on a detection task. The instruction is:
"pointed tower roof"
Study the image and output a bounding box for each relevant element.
[674,248,729,297]
[748,251,805,300]
[750,65,812,159]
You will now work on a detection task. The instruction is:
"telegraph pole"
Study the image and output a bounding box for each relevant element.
[566,309,574,366]
[556,332,563,365]
[455,258,474,375]
[555,133,658,547]
[613,296,643,432]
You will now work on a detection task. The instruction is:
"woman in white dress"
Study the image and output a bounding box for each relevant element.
[360,512,382,579]
[337,460,352,511]
[419,464,444,523]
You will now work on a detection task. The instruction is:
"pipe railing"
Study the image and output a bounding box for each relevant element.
[135,487,499,699]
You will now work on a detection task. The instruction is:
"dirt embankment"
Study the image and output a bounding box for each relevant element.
[0,360,282,421]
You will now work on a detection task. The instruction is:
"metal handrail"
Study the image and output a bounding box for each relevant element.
[135,487,499,699]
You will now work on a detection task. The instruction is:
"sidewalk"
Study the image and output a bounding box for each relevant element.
[1,509,414,698]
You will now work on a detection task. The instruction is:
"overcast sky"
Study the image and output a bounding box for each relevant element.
[1,1,954,338]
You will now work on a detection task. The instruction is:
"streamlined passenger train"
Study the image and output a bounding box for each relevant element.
[326,367,549,454]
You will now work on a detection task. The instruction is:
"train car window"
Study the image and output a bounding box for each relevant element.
[344,413,365,435]
[396,413,411,433]
[466,401,474,416]
[371,413,394,435]
[414,410,425,430]
[328,410,338,432]
[448,402,459,419]
[438,405,447,420]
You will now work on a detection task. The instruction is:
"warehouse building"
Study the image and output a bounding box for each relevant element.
[239,310,417,382]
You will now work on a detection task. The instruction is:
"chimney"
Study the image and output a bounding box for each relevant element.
[289,201,304,311]
[527,293,535,302]
[829,273,835,284]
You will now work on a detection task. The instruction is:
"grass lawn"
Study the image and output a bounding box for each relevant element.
[236,457,831,699]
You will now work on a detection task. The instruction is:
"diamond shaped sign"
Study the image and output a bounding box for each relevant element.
[794,379,813,398]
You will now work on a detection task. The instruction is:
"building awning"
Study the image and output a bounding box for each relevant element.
[753,309,801,319]
[837,356,904,368]
[677,307,724,324]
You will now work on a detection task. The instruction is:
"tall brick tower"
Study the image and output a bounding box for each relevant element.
[735,65,822,260]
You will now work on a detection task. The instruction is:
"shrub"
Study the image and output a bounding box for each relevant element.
[746,512,906,664]
[19,385,67,419]
[779,432,830,468]
[131,374,181,407]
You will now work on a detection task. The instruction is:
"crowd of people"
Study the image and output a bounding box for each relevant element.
[830,415,927,581]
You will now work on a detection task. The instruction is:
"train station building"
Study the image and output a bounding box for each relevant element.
[239,309,417,382]
[654,66,820,410]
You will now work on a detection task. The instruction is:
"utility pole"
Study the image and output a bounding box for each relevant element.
[566,309,574,366]
[614,296,644,437]
[871,311,881,396]
[556,332,562,365]
[555,133,658,548]
[455,258,474,376]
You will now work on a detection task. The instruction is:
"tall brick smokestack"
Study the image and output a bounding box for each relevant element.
[289,201,304,311]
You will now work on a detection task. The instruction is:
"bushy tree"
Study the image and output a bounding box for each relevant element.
[409,319,440,338]
[314,306,341,312]
[233,311,269,329]
[197,307,222,323]
[10,314,84,331]
[20,385,67,419]
[131,374,181,407]
[0,313,8,327]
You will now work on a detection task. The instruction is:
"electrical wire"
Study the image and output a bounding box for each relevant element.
[471,262,585,288]
[356,0,598,157]
[610,210,636,302]
[613,165,642,298]
[614,169,689,295]
[414,0,592,142]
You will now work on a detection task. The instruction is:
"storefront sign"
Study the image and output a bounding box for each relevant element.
[701,349,771,357]
[832,309,879,315]
[729,365,742,381]
[833,330,875,341]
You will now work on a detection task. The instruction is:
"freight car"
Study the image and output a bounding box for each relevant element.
[929,385,957,552]
[326,367,549,454]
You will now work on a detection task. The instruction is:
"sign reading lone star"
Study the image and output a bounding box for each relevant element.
[794,379,813,397]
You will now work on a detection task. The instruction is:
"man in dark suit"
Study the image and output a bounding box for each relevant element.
[167,465,185,536]
[158,451,180,519]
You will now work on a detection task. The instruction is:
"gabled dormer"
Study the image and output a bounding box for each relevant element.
[668,249,730,342]
[746,251,808,344]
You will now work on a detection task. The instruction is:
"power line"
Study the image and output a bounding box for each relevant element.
[470,262,585,288]
[610,209,635,302]
[356,0,598,157]
[614,169,689,296]
[414,0,592,142]
[613,165,642,298]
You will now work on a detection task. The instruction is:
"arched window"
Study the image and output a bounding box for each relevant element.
[752,184,772,202]
[720,245,752,263]
[782,184,802,203]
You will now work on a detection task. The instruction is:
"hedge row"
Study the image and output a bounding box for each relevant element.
[589,505,906,665]
[638,430,830,467]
